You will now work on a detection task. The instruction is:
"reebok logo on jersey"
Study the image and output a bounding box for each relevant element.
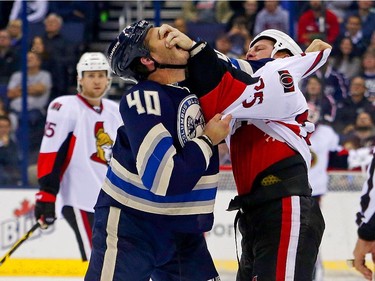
[51,102,63,111]
[278,70,295,93]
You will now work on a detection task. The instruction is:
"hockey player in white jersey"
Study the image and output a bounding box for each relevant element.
[159,25,332,280]
[34,52,122,261]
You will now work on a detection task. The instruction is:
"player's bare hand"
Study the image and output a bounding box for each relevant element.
[203,114,232,146]
[352,238,375,280]
[158,24,193,50]
[305,39,332,53]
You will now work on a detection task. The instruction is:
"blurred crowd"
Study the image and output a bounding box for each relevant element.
[0,0,374,186]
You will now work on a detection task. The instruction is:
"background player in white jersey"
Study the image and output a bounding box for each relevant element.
[159,25,331,280]
[34,52,122,261]
[352,149,375,280]
[307,102,340,280]
[307,102,340,201]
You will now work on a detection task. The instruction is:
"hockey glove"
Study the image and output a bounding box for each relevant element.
[35,191,56,229]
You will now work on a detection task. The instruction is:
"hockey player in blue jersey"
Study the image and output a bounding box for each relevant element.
[84,20,232,281]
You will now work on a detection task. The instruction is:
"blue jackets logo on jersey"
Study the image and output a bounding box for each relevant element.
[178,95,205,146]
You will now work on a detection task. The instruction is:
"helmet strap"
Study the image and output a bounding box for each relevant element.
[151,57,187,70]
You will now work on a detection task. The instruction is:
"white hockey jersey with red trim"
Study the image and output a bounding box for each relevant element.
[37,95,122,213]
[222,49,332,167]
[309,124,340,196]
[187,44,331,194]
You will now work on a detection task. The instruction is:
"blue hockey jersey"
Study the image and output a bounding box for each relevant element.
[96,80,219,233]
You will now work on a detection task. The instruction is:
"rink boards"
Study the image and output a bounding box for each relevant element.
[0,180,368,276]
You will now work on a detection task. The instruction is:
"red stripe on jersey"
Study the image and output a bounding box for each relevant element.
[276,197,292,280]
[230,125,296,195]
[60,135,77,180]
[37,152,58,178]
[302,50,324,77]
[275,121,300,137]
[199,72,247,121]
[80,210,93,247]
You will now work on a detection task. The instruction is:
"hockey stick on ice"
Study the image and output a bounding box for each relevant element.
[0,220,42,266]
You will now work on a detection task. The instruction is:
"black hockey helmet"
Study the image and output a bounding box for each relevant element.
[107,20,153,79]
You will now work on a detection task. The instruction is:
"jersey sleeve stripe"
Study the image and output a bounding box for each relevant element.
[192,138,212,169]
[37,152,58,178]
[136,123,171,178]
[302,50,325,77]
[60,134,76,180]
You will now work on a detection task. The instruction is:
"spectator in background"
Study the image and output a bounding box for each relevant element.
[6,19,22,51]
[330,36,362,81]
[361,48,375,101]
[302,62,348,106]
[253,0,289,35]
[0,115,20,186]
[334,76,375,136]
[226,0,259,37]
[226,16,251,57]
[9,0,48,24]
[369,32,375,52]
[335,15,369,57]
[0,29,21,85]
[341,111,375,151]
[344,0,375,39]
[41,13,76,101]
[7,51,52,163]
[48,1,97,45]
[173,17,188,34]
[297,0,340,48]
[30,36,49,64]
[304,75,336,123]
[0,97,8,116]
[326,1,354,24]
[182,0,233,24]
[214,33,237,58]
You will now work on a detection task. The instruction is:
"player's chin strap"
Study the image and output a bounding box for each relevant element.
[138,57,187,80]
[147,57,187,76]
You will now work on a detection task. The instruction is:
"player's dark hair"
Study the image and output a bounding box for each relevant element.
[129,57,151,80]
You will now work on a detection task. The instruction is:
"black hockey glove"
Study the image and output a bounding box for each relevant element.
[35,191,57,229]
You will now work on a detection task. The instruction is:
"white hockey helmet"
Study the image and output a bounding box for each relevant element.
[249,29,303,58]
[76,52,112,93]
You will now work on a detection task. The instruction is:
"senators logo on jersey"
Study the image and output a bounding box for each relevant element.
[278,70,295,93]
[90,121,114,166]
